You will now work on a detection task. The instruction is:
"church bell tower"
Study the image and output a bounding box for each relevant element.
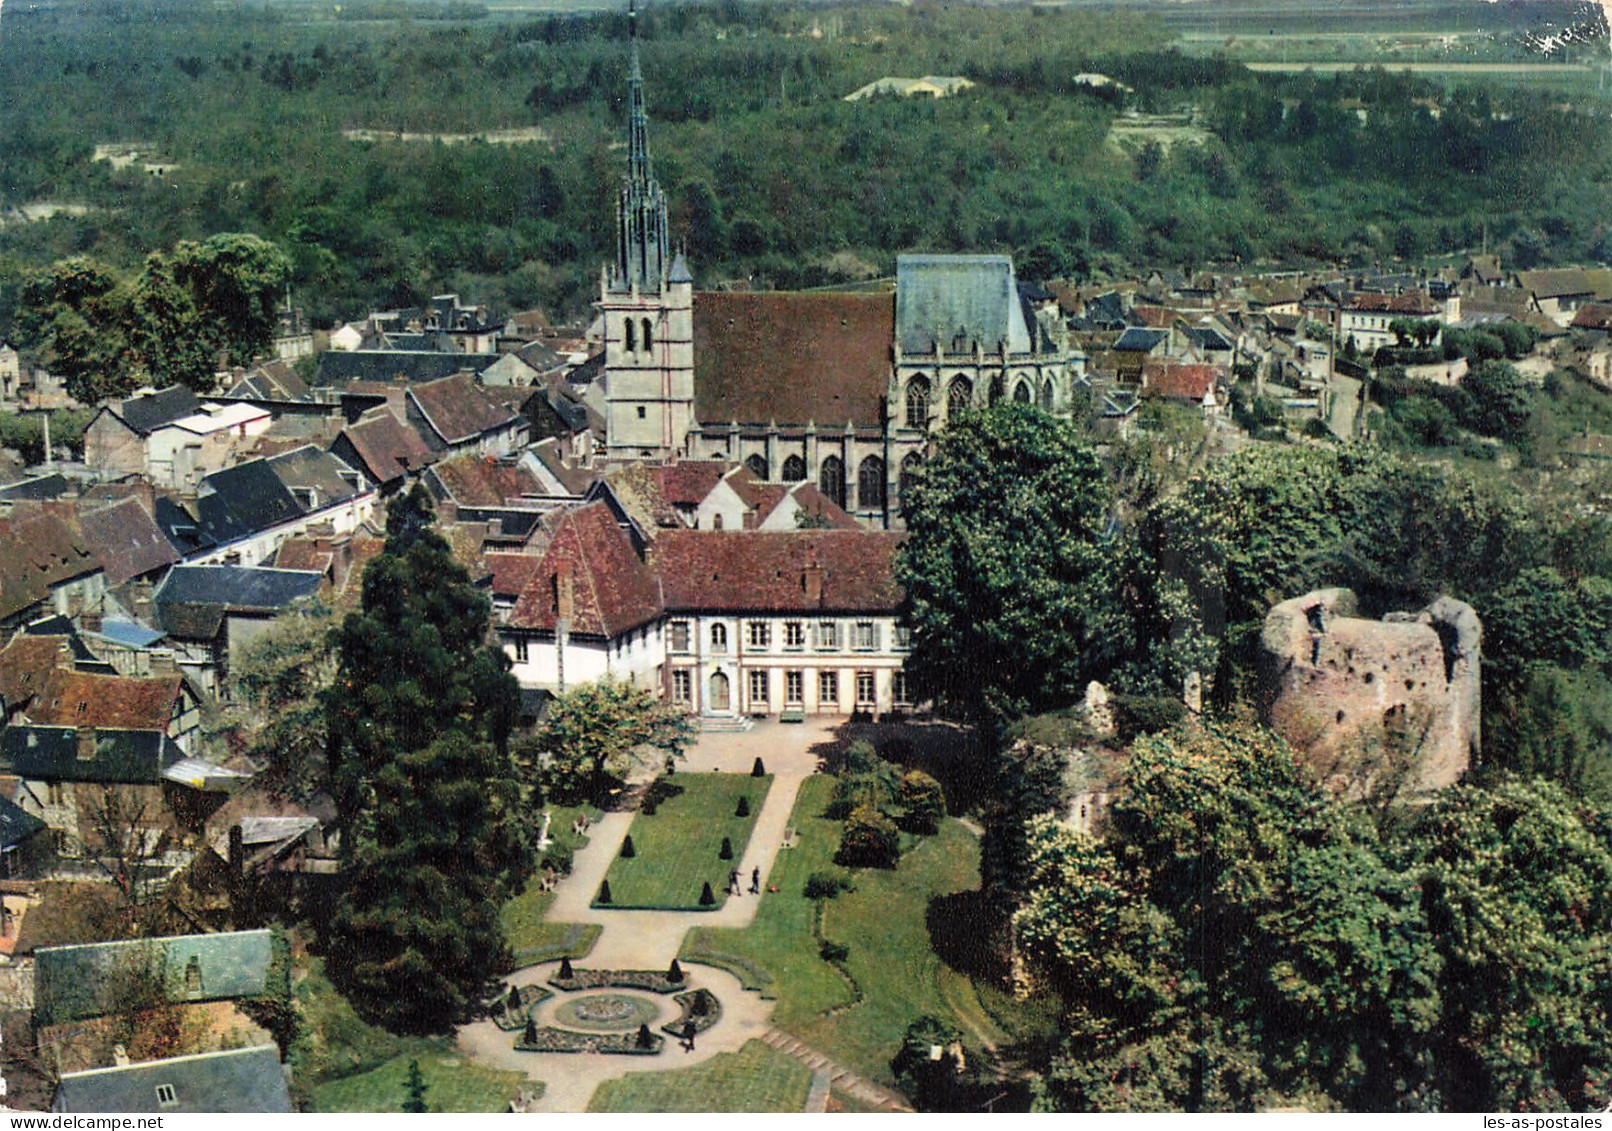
[599,0,695,459]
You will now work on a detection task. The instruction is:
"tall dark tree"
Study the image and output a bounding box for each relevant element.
[325,485,526,1033]
[14,258,133,404]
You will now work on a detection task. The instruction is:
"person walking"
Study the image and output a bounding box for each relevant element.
[749,866,761,894]
[728,868,741,895]
[683,1020,697,1052]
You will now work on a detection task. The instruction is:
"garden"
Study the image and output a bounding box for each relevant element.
[500,804,603,965]
[586,1040,813,1114]
[595,771,772,911]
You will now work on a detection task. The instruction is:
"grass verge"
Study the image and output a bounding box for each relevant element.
[501,805,602,964]
[311,1052,528,1113]
[586,1039,811,1113]
[598,773,771,910]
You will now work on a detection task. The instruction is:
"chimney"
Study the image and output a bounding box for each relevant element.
[803,563,824,606]
[76,726,96,761]
[555,561,575,622]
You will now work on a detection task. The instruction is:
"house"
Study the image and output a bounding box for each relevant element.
[35,929,278,1027]
[75,497,179,589]
[1140,362,1223,415]
[690,466,861,531]
[151,565,323,692]
[26,667,201,753]
[405,372,529,458]
[479,351,541,388]
[1571,303,1612,335]
[1111,327,1172,381]
[0,632,74,723]
[1513,268,1612,327]
[0,510,106,628]
[1338,291,1444,354]
[424,451,553,538]
[0,794,47,879]
[330,407,438,495]
[53,1045,293,1114]
[221,359,313,404]
[83,389,272,491]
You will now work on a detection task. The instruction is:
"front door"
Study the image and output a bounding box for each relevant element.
[709,671,731,713]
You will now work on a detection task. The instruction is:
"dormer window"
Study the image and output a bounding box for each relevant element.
[155,1084,178,1108]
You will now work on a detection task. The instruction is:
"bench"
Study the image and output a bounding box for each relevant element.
[780,708,806,724]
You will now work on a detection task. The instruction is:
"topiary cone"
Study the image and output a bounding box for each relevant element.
[523,1016,537,1045]
[668,958,684,982]
[597,879,613,904]
[751,756,766,777]
[699,881,715,906]
[636,1022,654,1049]
[559,956,574,980]
[620,834,636,858]
[508,986,521,1009]
[736,796,750,818]
[719,836,733,859]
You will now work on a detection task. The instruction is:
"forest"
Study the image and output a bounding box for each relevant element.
[1,0,1609,332]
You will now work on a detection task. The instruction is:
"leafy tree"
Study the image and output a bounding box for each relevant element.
[896,769,946,834]
[127,252,216,391]
[836,804,900,869]
[896,403,1127,718]
[14,258,133,404]
[1462,359,1532,438]
[528,677,693,802]
[325,485,526,1033]
[171,232,293,366]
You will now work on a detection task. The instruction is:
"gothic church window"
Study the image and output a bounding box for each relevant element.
[858,456,886,512]
[990,375,1005,403]
[905,377,930,429]
[900,451,922,513]
[1013,381,1031,404]
[625,318,637,353]
[1040,380,1055,410]
[819,456,845,509]
[642,318,654,352]
[947,377,972,421]
[746,454,769,481]
[781,455,806,482]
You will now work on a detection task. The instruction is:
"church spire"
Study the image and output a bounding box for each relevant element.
[612,0,670,294]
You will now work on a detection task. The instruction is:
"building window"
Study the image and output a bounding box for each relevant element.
[625,318,637,353]
[893,670,912,705]
[781,455,806,482]
[711,623,728,653]
[857,456,886,512]
[905,376,930,429]
[637,406,646,419]
[854,621,878,651]
[815,621,839,650]
[819,455,845,509]
[948,376,972,420]
[670,621,690,652]
[819,670,839,706]
[513,637,529,664]
[155,1085,178,1108]
[856,671,877,707]
[786,670,804,705]
[672,669,691,703]
[47,782,64,807]
[746,453,769,481]
[642,318,654,352]
[784,621,805,650]
[748,669,769,708]
[893,624,912,651]
[748,621,771,649]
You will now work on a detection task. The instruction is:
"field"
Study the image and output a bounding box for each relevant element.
[312,1052,527,1113]
[586,1040,812,1113]
[598,773,772,911]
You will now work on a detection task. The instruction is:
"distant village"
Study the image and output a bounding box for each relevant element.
[3,20,1612,1114]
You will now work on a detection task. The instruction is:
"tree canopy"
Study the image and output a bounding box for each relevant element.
[529,677,694,803]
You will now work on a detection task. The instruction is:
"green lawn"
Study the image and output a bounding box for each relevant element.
[501,805,603,964]
[680,775,856,1024]
[312,1052,528,1113]
[599,773,772,910]
[586,1039,811,1113]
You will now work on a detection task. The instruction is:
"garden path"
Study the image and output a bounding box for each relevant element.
[458,719,842,1111]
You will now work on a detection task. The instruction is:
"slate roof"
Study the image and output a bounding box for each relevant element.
[224,359,310,402]
[194,461,303,545]
[0,725,184,785]
[408,373,523,445]
[152,496,216,556]
[334,408,437,487]
[0,474,69,502]
[1183,326,1234,352]
[1114,327,1170,352]
[430,453,543,508]
[153,566,323,640]
[0,635,69,712]
[654,530,904,614]
[692,292,894,428]
[896,254,1031,356]
[76,498,178,587]
[23,614,103,665]
[54,1044,292,1113]
[29,669,181,732]
[90,621,166,649]
[267,445,365,507]
[516,339,565,372]
[316,350,497,385]
[0,793,43,850]
[1515,268,1612,300]
[36,929,276,1027]
[508,502,662,637]
[110,387,201,436]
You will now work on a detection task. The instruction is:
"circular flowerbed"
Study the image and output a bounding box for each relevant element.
[552,993,662,1032]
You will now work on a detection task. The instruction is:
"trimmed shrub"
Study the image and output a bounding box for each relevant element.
[719,836,734,860]
[508,985,521,1009]
[751,756,766,777]
[897,769,946,835]
[699,881,716,907]
[836,804,900,869]
[559,956,574,980]
[819,940,849,963]
[541,839,574,875]
[803,870,853,899]
[668,958,684,983]
[636,1023,654,1050]
[523,1016,537,1045]
[620,834,636,859]
[690,989,711,1016]
[736,795,750,818]
[597,880,613,904]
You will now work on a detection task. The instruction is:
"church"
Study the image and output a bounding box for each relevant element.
[595,7,1076,527]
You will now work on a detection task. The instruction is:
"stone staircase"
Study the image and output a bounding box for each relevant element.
[698,713,754,733]
[760,1028,913,1113]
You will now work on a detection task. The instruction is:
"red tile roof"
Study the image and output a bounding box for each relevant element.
[1142,362,1220,403]
[1344,291,1438,315]
[652,461,735,507]
[430,454,543,508]
[0,636,70,713]
[75,498,177,588]
[778,484,862,530]
[1131,306,1176,328]
[509,503,662,638]
[485,552,543,601]
[337,408,436,485]
[692,293,894,428]
[1572,303,1612,332]
[272,539,335,576]
[408,373,522,445]
[30,669,182,733]
[0,513,100,622]
[653,530,904,613]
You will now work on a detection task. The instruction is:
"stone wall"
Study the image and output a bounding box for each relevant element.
[1259,587,1481,798]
